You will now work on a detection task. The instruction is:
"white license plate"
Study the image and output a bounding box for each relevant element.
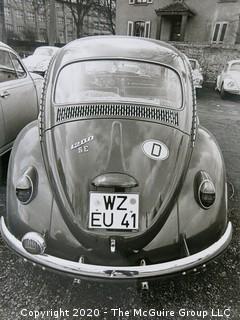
[89,192,139,230]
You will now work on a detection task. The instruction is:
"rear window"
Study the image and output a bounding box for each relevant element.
[55,60,183,109]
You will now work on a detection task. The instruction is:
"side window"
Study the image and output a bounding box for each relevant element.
[0,50,18,83]
[10,53,27,79]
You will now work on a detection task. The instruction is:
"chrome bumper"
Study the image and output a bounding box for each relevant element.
[0,217,232,280]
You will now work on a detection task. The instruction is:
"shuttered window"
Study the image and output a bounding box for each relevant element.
[129,0,153,4]
[212,22,228,43]
[144,21,151,38]
[127,21,134,36]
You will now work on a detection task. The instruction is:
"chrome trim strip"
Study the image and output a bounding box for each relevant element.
[0,217,232,280]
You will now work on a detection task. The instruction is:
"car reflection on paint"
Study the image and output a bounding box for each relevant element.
[0,36,232,282]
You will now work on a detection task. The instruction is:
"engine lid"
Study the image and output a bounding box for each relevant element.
[43,117,191,251]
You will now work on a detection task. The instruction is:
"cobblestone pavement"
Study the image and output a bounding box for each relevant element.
[0,88,239,320]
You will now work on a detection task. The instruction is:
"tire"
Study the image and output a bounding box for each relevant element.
[220,84,227,99]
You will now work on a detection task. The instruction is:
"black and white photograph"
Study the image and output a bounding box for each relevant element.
[0,1,239,319]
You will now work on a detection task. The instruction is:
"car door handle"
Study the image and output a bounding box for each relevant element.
[0,91,10,98]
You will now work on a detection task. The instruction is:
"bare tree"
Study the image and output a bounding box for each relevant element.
[98,0,115,35]
[57,0,100,38]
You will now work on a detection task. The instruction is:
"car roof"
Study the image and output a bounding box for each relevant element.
[54,36,186,74]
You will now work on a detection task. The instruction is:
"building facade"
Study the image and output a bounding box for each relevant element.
[3,0,113,54]
[116,0,240,45]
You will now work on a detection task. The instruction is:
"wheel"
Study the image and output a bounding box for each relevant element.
[220,84,226,99]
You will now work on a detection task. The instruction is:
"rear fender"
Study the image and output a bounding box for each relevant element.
[177,126,227,253]
[6,121,53,239]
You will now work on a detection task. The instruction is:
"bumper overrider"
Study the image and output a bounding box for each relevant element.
[0,217,232,280]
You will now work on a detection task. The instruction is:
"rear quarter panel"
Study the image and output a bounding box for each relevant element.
[177,126,227,253]
[6,121,53,239]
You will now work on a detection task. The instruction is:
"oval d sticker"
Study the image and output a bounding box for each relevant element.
[142,140,169,161]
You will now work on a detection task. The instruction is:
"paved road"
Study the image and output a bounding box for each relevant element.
[0,88,239,320]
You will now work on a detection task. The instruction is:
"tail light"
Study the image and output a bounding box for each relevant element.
[195,171,216,209]
[16,167,38,205]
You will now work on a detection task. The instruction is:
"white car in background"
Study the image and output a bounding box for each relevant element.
[23,46,59,76]
[189,58,203,89]
[216,60,240,99]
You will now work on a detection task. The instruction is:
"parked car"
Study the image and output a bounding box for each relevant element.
[0,41,43,176]
[0,36,232,281]
[216,60,240,99]
[189,58,203,89]
[23,46,59,76]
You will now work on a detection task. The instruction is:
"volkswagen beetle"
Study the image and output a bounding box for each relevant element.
[1,36,232,281]
[23,46,59,76]
[216,60,240,99]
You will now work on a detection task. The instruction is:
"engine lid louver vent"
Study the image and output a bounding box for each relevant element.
[55,103,179,127]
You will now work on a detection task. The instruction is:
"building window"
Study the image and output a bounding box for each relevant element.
[127,21,151,38]
[38,15,45,22]
[67,17,73,25]
[40,28,47,35]
[27,12,35,22]
[218,0,237,2]
[58,16,64,25]
[129,0,153,4]
[16,10,24,19]
[39,28,47,41]
[4,7,11,17]
[67,31,73,39]
[58,31,65,39]
[212,22,228,43]
[67,17,73,29]
[17,25,24,33]
[6,24,13,32]
[134,21,145,37]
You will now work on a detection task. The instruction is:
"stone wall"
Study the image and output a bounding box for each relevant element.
[171,42,240,86]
